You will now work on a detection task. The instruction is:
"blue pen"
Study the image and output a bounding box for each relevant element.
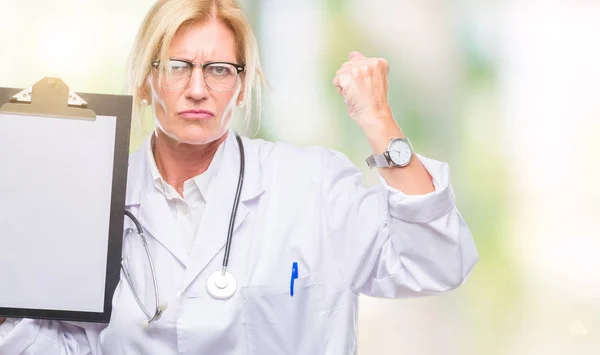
[290,262,298,296]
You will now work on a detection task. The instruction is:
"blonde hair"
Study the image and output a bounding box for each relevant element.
[127,0,264,132]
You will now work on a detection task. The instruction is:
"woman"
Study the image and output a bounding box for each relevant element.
[0,0,478,354]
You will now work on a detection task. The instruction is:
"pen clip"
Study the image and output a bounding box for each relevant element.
[290,262,298,297]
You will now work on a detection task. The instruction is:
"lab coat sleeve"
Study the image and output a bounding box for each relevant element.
[0,318,103,354]
[321,150,478,298]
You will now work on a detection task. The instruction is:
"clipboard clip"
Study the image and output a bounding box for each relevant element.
[0,77,96,121]
[10,86,89,107]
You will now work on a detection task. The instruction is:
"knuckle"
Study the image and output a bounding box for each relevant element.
[337,73,351,86]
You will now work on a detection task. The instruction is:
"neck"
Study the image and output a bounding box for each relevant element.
[152,130,228,196]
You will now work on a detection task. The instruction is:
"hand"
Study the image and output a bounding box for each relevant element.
[332,51,392,126]
[0,317,6,325]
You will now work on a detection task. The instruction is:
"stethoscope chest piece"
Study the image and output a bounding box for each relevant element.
[206,270,237,300]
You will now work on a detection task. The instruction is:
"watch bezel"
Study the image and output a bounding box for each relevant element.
[386,137,413,167]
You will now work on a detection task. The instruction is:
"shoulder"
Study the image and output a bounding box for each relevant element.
[127,139,149,175]
[241,136,361,182]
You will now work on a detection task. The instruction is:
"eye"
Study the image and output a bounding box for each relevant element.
[206,64,234,77]
[166,60,190,75]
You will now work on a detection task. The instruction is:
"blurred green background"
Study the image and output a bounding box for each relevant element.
[1,1,599,354]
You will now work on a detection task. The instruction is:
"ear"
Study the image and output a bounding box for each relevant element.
[138,83,152,105]
[140,74,157,104]
[236,85,247,107]
[237,92,245,106]
[236,74,246,106]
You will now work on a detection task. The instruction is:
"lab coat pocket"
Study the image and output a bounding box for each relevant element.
[241,273,326,355]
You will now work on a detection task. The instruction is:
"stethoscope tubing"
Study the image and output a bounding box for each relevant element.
[121,133,245,325]
[222,133,245,273]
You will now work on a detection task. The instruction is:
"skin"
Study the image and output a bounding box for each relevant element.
[0,13,437,332]
[333,51,435,195]
[144,18,243,196]
[145,18,433,198]
[1,20,242,327]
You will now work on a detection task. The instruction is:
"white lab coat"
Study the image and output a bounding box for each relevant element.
[0,130,478,355]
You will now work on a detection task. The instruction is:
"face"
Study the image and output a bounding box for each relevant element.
[147,19,243,145]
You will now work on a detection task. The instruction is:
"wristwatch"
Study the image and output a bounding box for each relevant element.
[366,137,414,168]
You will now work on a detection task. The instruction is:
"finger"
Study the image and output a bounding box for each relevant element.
[332,73,352,94]
[349,51,364,61]
[378,57,389,73]
[336,65,355,76]
[341,59,366,70]
[337,61,370,76]
[369,57,389,74]
[332,76,344,95]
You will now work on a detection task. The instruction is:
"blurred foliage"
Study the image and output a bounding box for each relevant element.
[8,1,598,354]
[454,27,521,354]
[322,0,428,172]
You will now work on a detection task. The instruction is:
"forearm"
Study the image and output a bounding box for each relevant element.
[361,108,435,195]
[0,317,5,325]
[322,144,478,297]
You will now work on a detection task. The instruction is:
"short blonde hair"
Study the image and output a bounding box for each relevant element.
[127,0,264,130]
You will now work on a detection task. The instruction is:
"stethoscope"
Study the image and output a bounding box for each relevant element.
[121,133,245,326]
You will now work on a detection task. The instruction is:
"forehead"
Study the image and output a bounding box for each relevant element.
[168,19,237,61]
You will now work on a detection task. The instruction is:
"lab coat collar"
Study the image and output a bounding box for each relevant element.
[124,129,264,268]
[125,129,263,205]
[180,130,264,290]
[146,133,225,203]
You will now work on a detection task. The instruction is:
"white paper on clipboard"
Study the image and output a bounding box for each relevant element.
[0,113,117,313]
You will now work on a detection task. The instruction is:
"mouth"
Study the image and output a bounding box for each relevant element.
[178,110,216,120]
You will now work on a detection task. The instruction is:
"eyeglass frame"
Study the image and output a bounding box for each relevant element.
[151,58,246,91]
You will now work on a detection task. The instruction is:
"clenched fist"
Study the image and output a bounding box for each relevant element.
[333,51,391,126]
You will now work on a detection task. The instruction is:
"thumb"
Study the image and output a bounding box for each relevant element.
[349,51,364,61]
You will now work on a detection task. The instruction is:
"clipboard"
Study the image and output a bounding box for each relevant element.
[0,77,132,323]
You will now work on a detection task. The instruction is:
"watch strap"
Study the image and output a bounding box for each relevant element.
[366,153,390,169]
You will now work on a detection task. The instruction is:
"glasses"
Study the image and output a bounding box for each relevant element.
[151,59,245,91]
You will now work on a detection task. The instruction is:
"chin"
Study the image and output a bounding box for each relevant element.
[166,125,228,145]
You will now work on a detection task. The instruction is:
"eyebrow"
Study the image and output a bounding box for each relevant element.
[168,57,194,62]
[167,57,239,65]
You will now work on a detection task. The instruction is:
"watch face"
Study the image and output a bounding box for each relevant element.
[388,139,412,166]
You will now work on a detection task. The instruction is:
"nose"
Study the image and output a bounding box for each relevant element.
[184,67,209,101]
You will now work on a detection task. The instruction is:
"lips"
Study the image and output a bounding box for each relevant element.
[178,110,215,120]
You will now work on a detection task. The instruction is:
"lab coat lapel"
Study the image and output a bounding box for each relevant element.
[125,138,188,267]
[181,131,261,291]
[135,191,189,266]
